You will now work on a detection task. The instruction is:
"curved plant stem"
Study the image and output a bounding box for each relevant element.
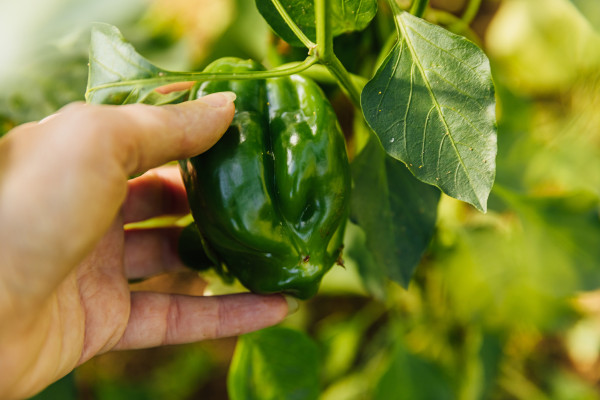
[388,0,402,31]
[409,0,429,18]
[86,56,319,97]
[301,64,368,91]
[461,0,482,26]
[314,0,362,107]
[177,55,318,80]
[324,57,362,107]
[270,0,316,49]
[430,10,481,45]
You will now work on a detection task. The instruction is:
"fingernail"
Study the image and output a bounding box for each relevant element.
[284,295,299,317]
[198,91,237,108]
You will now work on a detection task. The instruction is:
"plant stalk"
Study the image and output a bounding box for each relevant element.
[430,10,481,45]
[387,0,402,31]
[314,0,333,59]
[409,0,429,18]
[86,56,319,96]
[301,64,368,92]
[314,0,362,107]
[324,57,362,107]
[461,0,482,26]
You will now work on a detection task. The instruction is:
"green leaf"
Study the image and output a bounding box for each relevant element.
[350,134,440,288]
[343,221,387,299]
[86,23,183,105]
[361,11,497,212]
[228,327,320,400]
[317,301,386,382]
[255,0,377,47]
[375,342,453,400]
[496,188,600,292]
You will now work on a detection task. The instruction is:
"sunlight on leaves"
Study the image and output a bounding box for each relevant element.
[486,0,600,94]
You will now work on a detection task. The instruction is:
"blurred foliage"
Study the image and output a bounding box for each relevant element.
[28,373,77,400]
[228,327,321,400]
[4,0,600,399]
[0,0,146,135]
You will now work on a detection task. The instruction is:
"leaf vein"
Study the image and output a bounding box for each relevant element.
[89,55,128,81]
[405,23,485,81]
[398,13,478,204]
[422,68,485,110]
[110,41,157,77]
[374,41,405,119]
[421,105,436,168]
[404,60,415,161]
[441,105,487,141]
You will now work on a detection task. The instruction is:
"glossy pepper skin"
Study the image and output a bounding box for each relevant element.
[179,58,350,299]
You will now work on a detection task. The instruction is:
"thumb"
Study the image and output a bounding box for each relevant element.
[45,91,237,177]
[115,91,238,175]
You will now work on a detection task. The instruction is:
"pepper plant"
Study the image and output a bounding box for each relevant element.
[85,0,497,398]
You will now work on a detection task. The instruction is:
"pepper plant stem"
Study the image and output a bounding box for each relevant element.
[461,0,482,26]
[313,0,362,107]
[302,64,368,92]
[324,56,362,107]
[409,0,429,18]
[314,0,333,59]
[86,56,318,97]
[388,0,402,35]
[430,10,481,45]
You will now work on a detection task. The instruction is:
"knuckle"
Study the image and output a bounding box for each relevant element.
[163,295,182,345]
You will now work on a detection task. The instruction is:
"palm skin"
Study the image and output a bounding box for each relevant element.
[0,94,289,399]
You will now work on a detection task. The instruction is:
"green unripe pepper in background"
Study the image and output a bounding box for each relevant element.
[179,57,350,299]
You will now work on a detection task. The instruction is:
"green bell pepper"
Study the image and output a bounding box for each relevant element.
[179,57,350,299]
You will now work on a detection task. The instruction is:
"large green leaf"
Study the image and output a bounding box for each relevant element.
[228,327,320,400]
[350,133,440,288]
[86,23,184,105]
[361,11,497,212]
[255,0,377,47]
[343,221,387,299]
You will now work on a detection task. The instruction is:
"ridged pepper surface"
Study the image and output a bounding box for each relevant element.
[179,58,350,299]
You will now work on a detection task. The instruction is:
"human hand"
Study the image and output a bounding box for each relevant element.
[0,93,292,399]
